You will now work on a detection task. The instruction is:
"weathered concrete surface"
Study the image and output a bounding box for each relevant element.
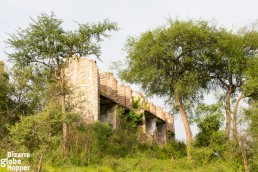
[100,102,119,128]
[145,114,157,141]
[65,58,99,122]
[157,122,167,144]
[66,57,175,143]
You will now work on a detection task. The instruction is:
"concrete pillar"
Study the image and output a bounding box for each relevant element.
[100,104,119,128]
[145,116,157,141]
[65,58,99,122]
[157,123,167,144]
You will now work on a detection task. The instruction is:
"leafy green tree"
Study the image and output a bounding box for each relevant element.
[117,19,217,157]
[6,12,118,156]
[0,62,30,143]
[0,62,13,141]
[207,27,258,139]
[207,30,244,139]
[240,57,258,171]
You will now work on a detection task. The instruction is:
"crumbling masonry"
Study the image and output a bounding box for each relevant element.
[65,58,175,144]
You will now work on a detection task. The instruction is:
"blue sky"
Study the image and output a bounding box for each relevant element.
[1,0,257,140]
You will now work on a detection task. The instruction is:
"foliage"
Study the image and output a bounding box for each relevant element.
[6,12,118,113]
[206,23,258,138]
[132,97,141,109]
[2,16,258,171]
[244,101,258,170]
[6,12,118,68]
[132,96,149,110]
[9,103,63,167]
[195,104,223,147]
[6,12,119,158]
[42,155,237,172]
[116,19,220,155]
[242,57,258,99]
[0,62,29,144]
[119,19,216,100]
[119,108,143,128]
[0,62,13,140]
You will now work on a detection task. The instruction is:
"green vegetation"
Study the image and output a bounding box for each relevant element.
[6,12,118,158]
[0,13,258,171]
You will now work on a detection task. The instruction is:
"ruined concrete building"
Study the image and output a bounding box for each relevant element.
[65,58,175,144]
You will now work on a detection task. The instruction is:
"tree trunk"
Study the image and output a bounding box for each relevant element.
[240,135,249,172]
[37,155,43,172]
[61,68,68,157]
[175,92,192,159]
[232,92,244,141]
[225,87,232,139]
[232,92,249,171]
[62,95,68,157]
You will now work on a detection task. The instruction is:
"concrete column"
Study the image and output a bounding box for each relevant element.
[157,123,167,144]
[65,58,99,122]
[145,116,157,141]
[100,104,119,128]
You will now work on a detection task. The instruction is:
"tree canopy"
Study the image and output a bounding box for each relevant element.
[118,19,219,157]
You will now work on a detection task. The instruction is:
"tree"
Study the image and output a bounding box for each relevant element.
[240,57,258,172]
[206,26,258,139]
[0,62,29,142]
[6,12,118,157]
[207,30,244,139]
[0,62,14,141]
[117,19,217,157]
[244,100,258,171]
